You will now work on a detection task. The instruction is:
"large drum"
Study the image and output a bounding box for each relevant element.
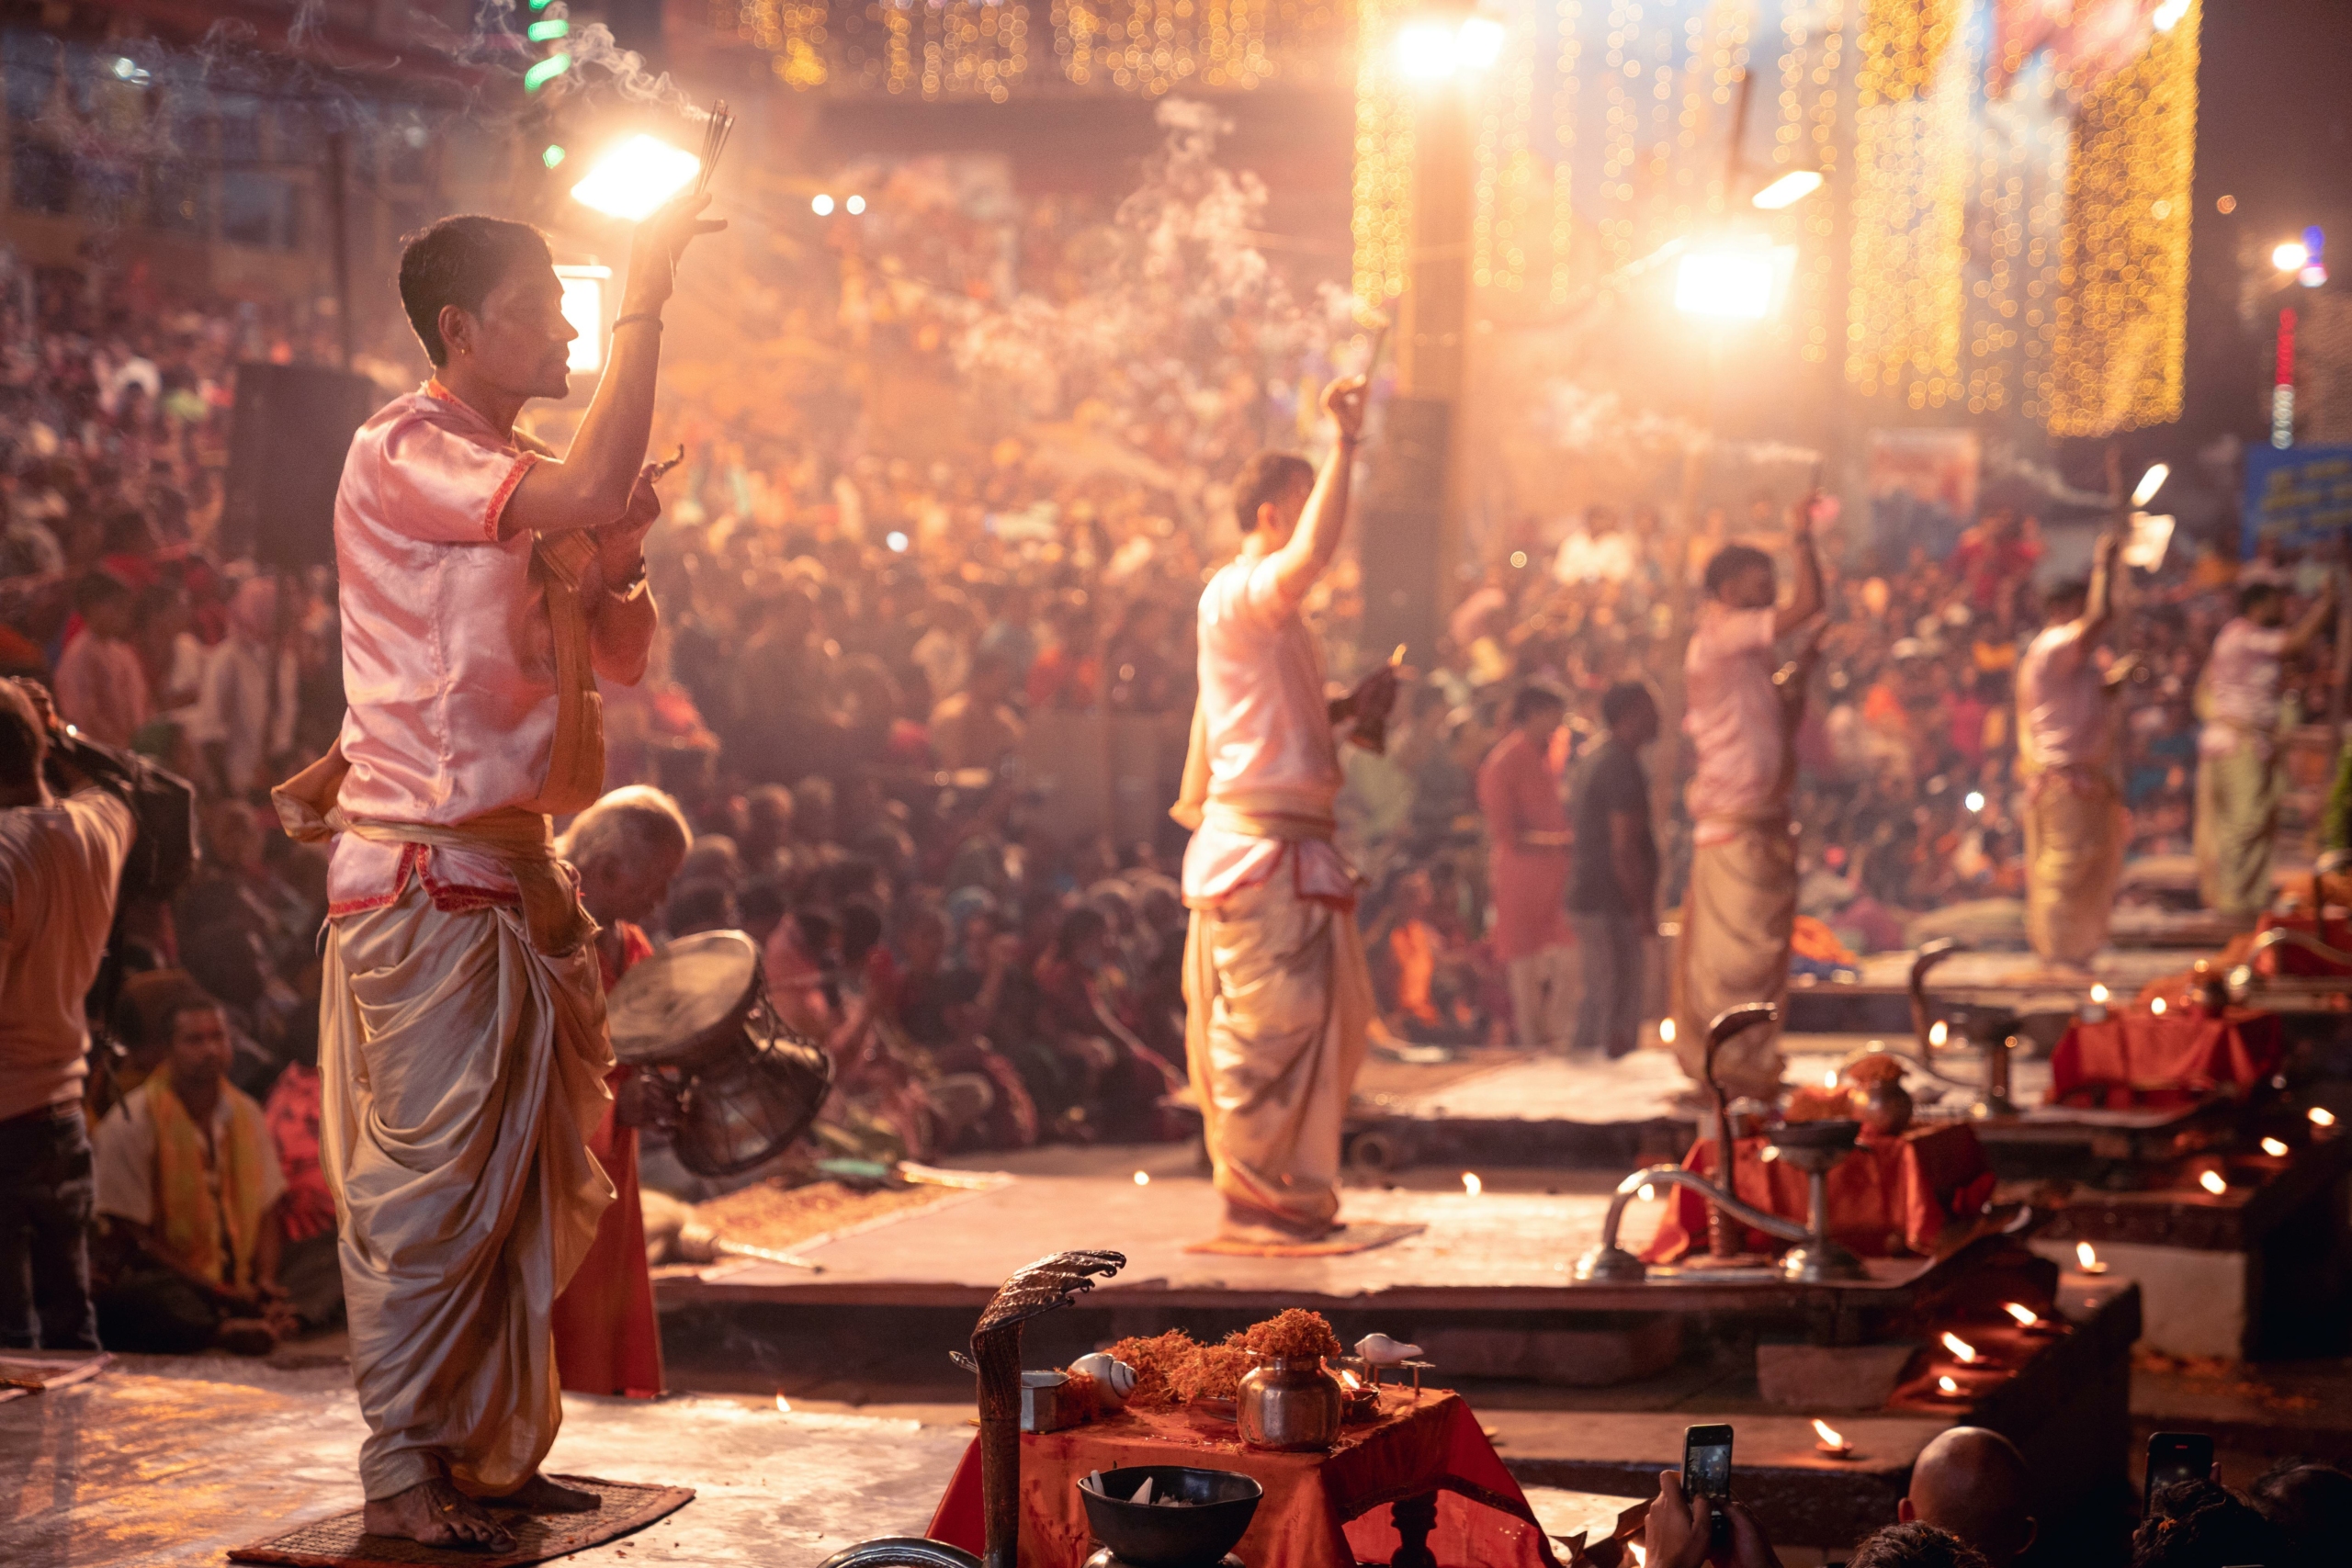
[606,930,832,1178]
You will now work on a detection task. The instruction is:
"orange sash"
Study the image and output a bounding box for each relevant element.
[147,1078,270,1288]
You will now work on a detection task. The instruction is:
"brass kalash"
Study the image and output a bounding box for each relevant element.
[812,1251,1266,1568]
[1576,1003,1871,1285]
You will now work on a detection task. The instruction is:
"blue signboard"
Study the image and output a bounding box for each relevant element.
[2243,444,2352,558]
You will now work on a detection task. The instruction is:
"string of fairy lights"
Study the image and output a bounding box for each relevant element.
[709,0,2202,437]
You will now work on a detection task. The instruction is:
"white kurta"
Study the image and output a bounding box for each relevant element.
[317,381,614,1500]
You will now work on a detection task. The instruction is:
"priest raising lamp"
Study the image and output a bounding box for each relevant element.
[571,134,701,221]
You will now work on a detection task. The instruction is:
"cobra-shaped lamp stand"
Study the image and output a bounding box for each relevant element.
[818,1249,1128,1568]
[1703,1001,1780,1258]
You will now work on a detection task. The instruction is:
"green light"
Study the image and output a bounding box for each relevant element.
[529,0,555,8]
[524,53,571,91]
[542,144,566,169]
[527,17,569,40]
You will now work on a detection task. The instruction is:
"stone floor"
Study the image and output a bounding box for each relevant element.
[0,1355,974,1567]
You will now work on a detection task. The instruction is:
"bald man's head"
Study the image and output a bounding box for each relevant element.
[1899,1427,2036,1568]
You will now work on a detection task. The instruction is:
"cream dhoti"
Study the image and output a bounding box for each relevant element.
[1182,823,1374,1232]
[2020,768,2127,967]
[1673,817,1795,1101]
[2195,731,2280,923]
[322,883,612,1498]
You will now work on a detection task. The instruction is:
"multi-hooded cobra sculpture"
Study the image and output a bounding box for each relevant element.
[820,1248,1129,1568]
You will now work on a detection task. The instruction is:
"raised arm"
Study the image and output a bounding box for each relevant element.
[2284,575,2339,657]
[2080,529,2119,644]
[502,197,722,538]
[1772,494,1825,637]
[1262,376,1370,609]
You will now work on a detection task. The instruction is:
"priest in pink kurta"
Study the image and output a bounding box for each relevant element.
[274,201,719,1552]
[1174,374,1391,1246]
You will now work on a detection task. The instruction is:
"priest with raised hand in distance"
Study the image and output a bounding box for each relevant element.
[1673,494,1824,1104]
[1172,372,1395,1247]
[270,193,720,1551]
[2015,532,2133,972]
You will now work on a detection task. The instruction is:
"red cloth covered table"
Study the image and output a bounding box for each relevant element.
[925,1387,1562,1568]
[2048,1007,2283,1109]
[1644,1122,1996,1263]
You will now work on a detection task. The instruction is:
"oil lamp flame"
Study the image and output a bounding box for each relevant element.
[775,1393,792,1412]
[1462,1172,1483,1197]
[2312,1107,2338,1128]
[1928,1021,1949,1047]
[2089,984,2109,1004]
[1339,1370,1361,1389]
[1940,1332,1978,1363]
[1823,1068,1841,1089]
[1134,1170,1151,1186]
[1937,1375,1961,1396]
[2004,1303,2037,1327]
[1812,1418,1845,1449]
[2077,1241,2098,1269]
[2151,997,2167,1016]
[2199,1169,2228,1196]
[2262,1137,2290,1156]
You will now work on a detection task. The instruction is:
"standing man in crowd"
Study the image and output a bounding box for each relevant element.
[2196,578,2336,926]
[272,196,718,1551]
[2014,535,2132,971]
[1174,373,1394,1247]
[1570,682,1661,1059]
[1477,683,1576,1053]
[550,784,693,1402]
[0,679,136,1352]
[1675,499,1822,1102]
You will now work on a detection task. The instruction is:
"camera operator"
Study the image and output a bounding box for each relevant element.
[0,678,138,1350]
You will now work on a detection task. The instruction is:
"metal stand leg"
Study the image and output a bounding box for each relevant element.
[1389,1491,1439,1568]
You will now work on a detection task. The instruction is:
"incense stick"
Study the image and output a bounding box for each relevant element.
[694,99,734,197]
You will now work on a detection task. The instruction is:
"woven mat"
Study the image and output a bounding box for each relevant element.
[1183,1220,1426,1258]
[226,1476,693,1567]
[695,1177,961,1254]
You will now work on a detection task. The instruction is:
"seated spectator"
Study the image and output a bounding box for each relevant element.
[260,1016,343,1333]
[2250,1460,2352,1568]
[1898,1427,2036,1568]
[1851,1523,1990,1568]
[932,649,1025,773]
[52,572,150,747]
[2133,1479,2286,1568]
[91,984,293,1355]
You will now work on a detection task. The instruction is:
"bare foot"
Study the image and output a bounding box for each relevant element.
[488,1473,601,1513]
[363,1478,518,1552]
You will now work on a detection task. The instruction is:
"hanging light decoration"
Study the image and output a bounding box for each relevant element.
[1846,0,1968,409]
[2046,0,2200,435]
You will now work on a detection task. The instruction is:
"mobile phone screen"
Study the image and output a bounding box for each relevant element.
[1683,1424,1734,1504]
[2144,1432,2212,1514]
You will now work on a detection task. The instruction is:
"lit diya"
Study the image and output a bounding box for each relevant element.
[1812,1418,1856,1460]
[2075,1242,2109,1276]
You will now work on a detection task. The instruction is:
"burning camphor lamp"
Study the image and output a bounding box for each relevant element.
[1812,1418,1855,1459]
[569,100,733,223]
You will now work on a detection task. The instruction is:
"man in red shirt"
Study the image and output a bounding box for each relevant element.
[1476,685,1576,1053]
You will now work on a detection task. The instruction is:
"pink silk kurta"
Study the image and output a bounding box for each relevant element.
[1476,728,1571,964]
[326,383,555,917]
[1180,554,1354,908]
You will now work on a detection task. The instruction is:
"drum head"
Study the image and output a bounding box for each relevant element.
[606,930,762,1066]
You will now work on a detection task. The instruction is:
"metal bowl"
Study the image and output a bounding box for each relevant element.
[1080,1467,1263,1568]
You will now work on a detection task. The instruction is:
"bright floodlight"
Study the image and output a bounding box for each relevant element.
[2152,0,2189,31]
[1674,243,1786,320]
[1752,169,1824,210]
[571,135,700,221]
[2132,463,2169,506]
[812,193,835,216]
[846,194,866,215]
[1455,17,1507,68]
[2274,240,2312,272]
[1395,19,1461,80]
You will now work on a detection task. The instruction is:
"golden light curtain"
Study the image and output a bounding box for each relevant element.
[2045,0,2199,437]
[1846,0,1968,410]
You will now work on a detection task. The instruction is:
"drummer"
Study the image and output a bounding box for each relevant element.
[551,786,694,1399]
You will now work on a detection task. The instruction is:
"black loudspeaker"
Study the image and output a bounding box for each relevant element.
[1357,393,1451,666]
[221,363,384,569]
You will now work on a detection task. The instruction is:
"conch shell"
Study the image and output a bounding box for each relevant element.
[1354,1334,1423,1366]
[1069,1352,1138,1408]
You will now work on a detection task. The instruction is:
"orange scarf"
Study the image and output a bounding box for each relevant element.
[147,1078,270,1287]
